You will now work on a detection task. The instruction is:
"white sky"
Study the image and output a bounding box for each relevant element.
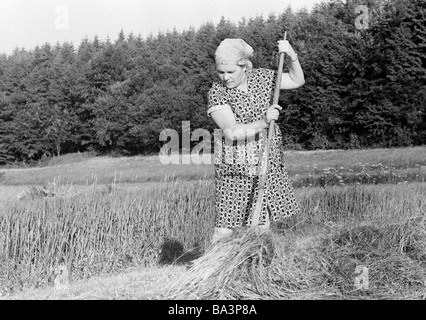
[0,0,326,55]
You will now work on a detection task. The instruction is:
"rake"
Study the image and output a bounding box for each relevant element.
[251,31,287,228]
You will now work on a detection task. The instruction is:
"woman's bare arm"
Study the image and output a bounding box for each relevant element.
[210,104,282,141]
[277,40,305,89]
[280,57,305,89]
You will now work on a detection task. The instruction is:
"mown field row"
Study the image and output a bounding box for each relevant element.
[1,146,425,187]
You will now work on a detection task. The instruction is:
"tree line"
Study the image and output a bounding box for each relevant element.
[0,0,425,165]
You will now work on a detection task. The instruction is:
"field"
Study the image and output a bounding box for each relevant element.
[0,146,426,300]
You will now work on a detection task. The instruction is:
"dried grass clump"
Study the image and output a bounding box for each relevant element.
[166,228,332,300]
[16,186,54,200]
[15,183,82,200]
[167,216,426,300]
[166,228,273,299]
[321,217,426,299]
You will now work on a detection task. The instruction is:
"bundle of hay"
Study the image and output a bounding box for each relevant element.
[166,216,426,300]
[166,228,332,300]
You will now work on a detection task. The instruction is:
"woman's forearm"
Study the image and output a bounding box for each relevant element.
[223,119,269,141]
[288,56,305,86]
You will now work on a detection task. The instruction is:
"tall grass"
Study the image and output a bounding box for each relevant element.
[168,183,426,300]
[295,183,426,226]
[0,181,215,293]
[1,180,425,295]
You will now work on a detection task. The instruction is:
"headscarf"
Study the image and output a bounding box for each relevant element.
[215,38,254,66]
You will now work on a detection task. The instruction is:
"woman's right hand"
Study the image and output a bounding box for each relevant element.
[265,104,282,124]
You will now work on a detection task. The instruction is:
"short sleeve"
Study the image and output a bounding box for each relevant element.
[207,81,230,117]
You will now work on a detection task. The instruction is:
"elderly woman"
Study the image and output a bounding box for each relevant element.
[207,38,305,243]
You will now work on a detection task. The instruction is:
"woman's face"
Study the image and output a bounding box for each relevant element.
[216,64,247,89]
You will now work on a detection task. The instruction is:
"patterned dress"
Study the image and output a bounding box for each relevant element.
[207,68,300,229]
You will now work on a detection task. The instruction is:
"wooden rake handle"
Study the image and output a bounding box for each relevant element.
[251,31,287,228]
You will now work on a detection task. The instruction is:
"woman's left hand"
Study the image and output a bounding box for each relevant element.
[277,40,297,61]
[265,104,282,124]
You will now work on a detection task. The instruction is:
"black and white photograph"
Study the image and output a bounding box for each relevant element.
[0,0,425,305]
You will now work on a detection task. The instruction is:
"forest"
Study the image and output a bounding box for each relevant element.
[0,0,425,165]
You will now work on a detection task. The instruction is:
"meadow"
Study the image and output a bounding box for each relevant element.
[0,146,425,299]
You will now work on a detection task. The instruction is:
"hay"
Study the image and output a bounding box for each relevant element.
[166,228,272,299]
[165,215,426,300]
[166,227,332,300]
[321,217,426,299]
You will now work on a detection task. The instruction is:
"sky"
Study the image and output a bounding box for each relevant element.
[0,0,327,55]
